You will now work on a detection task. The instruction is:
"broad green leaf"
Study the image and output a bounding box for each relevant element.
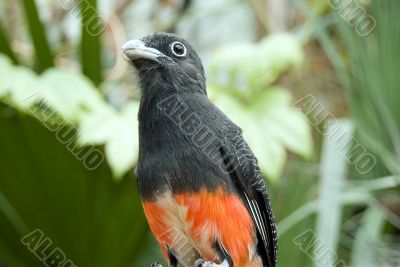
[254,89,312,158]
[0,56,39,111]
[39,69,107,122]
[6,67,39,110]
[0,58,137,179]
[259,107,312,158]
[211,33,304,95]
[105,102,140,180]
[79,106,118,145]
[210,86,312,181]
[258,33,304,71]
[79,101,140,180]
[0,110,148,266]
[0,61,107,121]
[249,128,287,180]
[0,59,140,180]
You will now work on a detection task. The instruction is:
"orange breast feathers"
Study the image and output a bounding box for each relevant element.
[142,189,261,267]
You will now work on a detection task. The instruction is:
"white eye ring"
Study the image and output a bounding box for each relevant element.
[170,41,187,57]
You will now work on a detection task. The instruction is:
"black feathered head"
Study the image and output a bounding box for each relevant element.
[122,32,206,95]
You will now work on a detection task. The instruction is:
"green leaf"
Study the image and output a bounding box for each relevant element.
[210,86,312,181]
[39,69,107,122]
[351,208,385,267]
[314,120,352,267]
[0,56,39,110]
[78,106,118,145]
[211,33,304,95]
[257,89,312,158]
[0,107,148,266]
[80,0,103,85]
[258,33,304,75]
[0,189,28,235]
[296,0,400,176]
[79,101,140,180]
[0,25,18,64]
[0,55,15,97]
[0,60,140,180]
[208,33,310,180]
[20,0,54,71]
[105,102,140,180]
[0,66,107,121]
[5,67,39,110]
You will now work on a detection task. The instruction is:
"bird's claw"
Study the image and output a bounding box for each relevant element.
[194,259,229,267]
[194,259,209,267]
[151,262,163,267]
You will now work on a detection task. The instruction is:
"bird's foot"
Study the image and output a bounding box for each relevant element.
[151,262,163,267]
[194,259,229,267]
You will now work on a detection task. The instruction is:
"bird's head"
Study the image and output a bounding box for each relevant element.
[122,32,206,95]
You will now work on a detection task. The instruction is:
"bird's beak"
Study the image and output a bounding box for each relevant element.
[122,39,164,63]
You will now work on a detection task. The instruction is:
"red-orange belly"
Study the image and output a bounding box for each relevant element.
[142,188,262,267]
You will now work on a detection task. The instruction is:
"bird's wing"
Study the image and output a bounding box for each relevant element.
[220,127,278,267]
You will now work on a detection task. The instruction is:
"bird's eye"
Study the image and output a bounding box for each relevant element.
[171,42,186,57]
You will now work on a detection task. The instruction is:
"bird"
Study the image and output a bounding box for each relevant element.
[122,32,278,267]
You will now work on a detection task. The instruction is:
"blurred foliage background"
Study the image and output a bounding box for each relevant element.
[0,0,399,266]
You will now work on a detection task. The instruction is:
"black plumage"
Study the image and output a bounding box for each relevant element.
[123,32,278,267]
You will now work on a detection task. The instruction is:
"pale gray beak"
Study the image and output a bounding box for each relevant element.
[122,39,164,62]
